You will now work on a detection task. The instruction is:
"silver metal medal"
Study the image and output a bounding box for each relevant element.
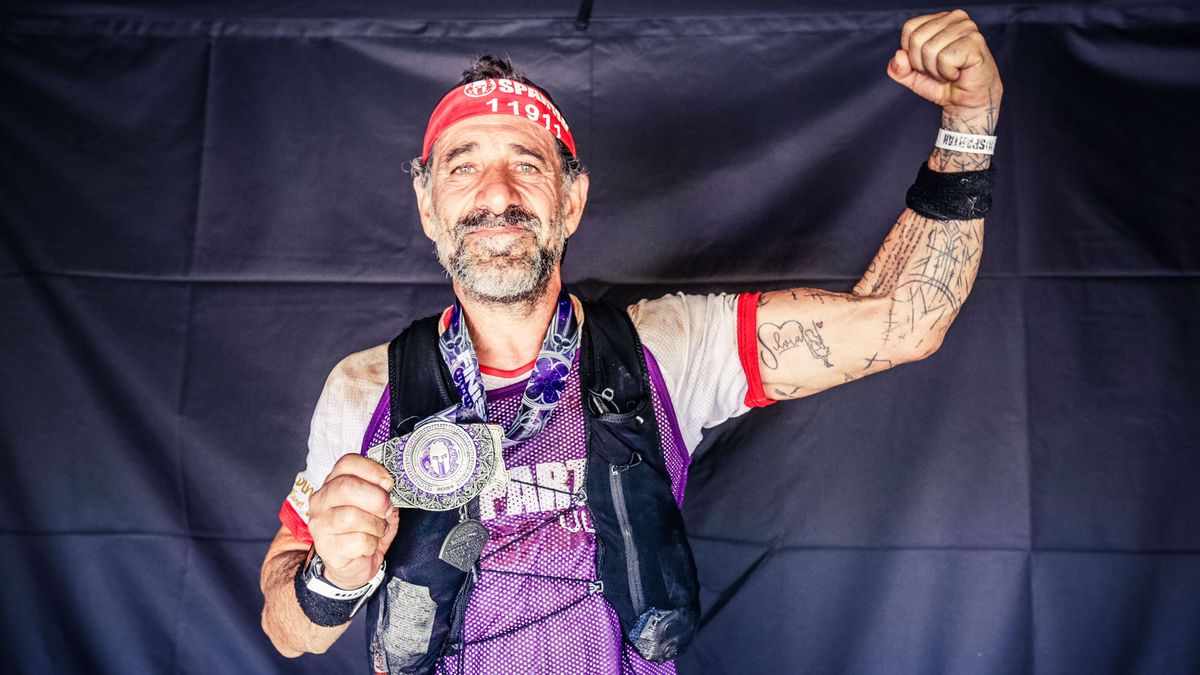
[366,421,506,511]
[438,519,490,572]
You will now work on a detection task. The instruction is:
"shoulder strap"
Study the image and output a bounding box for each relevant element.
[579,300,698,662]
[579,299,671,476]
[387,314,458,438]
[578,300,651,415]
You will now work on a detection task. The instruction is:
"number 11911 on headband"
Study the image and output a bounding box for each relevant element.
[484,98,564,141]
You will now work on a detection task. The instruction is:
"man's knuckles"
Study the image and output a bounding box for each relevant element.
[936,43,966,72]
[320,531,379,564]
[317,504,387,537]
[328,454,394,491]
[903,10,979,49]
[919,42,941,70]
[310,474,391,517]
[911,30,989,79]
[902,11,949,44]
[376,509,401,552]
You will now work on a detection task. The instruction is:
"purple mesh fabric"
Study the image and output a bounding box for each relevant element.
[363,387,392,454]
[644,349,691,507]
[362,346,690,674]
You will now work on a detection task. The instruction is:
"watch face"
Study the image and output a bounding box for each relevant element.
[305,553,374,600]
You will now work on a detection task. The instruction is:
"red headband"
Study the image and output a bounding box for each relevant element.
[421,78,576,163]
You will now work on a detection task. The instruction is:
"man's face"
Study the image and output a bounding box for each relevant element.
[415,114,588,305]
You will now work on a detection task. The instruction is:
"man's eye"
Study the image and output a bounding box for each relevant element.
[516,163,538,174]
[451,164,474,175]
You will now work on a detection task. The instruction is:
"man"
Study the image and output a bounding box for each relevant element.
[261,9,1001,673]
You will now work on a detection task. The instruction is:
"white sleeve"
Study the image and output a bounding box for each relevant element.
[282,344,388,530]
[628,292,755,453]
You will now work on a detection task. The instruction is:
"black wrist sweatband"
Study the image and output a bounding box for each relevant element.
[294,562,359,627]
[905,162,995,221]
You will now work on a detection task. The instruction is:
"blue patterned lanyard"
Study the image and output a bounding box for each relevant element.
[436,291,580,448]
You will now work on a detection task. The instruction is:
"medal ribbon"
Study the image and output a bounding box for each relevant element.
[434,291,579,447]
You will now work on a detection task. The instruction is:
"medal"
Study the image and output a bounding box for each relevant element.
[367,421,505,511]
[439,518,490,572]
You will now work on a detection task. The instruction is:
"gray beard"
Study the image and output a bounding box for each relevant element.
[433,205,566,306]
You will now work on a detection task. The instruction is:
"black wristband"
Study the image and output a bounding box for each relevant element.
[294,561,360,627]
[905,162,995,221]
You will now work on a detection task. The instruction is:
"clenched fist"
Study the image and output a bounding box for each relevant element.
[888,9,1002,117]
[307,454,400,589]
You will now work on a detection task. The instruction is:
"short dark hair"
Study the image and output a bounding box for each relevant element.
[411,55,586,187]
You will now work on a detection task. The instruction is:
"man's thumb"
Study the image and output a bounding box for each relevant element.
[888,49,913,84]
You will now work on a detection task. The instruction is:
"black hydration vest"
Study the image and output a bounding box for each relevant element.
[363,301,699,673]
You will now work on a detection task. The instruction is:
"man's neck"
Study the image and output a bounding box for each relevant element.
[453,277,562,372]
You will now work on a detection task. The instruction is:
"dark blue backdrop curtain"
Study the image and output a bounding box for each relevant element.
[2,1,1198,673]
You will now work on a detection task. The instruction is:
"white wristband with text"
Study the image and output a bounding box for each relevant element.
[935,128,996,155]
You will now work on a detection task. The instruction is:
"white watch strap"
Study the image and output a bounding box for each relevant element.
[305,555,386,601]
[935,128,996,155]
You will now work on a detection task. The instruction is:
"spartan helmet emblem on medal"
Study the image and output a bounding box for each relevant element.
[463,80,497,98]
[425,439,456,478]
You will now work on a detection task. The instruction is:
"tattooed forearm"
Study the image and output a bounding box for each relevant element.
[854,208,983,349]
[758,320,834,370]
[857,215,924,297]
[890,214,982,339]
[931,90,998,172]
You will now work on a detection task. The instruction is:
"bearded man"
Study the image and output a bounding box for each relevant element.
[260,9,1002,673]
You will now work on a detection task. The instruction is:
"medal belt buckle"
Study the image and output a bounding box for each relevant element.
[365,421,507,512]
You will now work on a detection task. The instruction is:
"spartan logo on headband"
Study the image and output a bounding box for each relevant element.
[422,78,577,161]
[463,80,496,98]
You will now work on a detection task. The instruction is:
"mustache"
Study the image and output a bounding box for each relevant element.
[456,205,541,233]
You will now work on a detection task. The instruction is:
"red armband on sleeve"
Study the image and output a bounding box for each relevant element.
[737,292,776,408]
[279,501,313,545]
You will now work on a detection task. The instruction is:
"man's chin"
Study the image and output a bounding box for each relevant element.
[444,240,562,305]
[454,265,552,305]
[459,281,547,305]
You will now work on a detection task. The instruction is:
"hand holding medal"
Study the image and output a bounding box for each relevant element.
[363,291,580,571]
[305,454,401,590]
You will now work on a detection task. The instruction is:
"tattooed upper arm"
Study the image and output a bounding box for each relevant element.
[756,289,896,399]
[757,209,983,400]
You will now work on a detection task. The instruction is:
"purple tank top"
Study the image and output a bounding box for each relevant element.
[361,348,691,674]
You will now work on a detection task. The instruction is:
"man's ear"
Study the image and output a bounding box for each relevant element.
[413,175,437,241]
[561,173,589,238]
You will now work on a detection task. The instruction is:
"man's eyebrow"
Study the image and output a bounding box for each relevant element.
[440,142,477,166]
[510,144,548,164]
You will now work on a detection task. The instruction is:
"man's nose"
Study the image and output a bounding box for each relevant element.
[474,166,520,215]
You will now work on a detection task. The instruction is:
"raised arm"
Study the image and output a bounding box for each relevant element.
[755,10,1001,400]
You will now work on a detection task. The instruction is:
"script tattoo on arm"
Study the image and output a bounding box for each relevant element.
[758,320,833,371]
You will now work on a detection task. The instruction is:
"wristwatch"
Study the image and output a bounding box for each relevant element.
[301,551,386,618]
